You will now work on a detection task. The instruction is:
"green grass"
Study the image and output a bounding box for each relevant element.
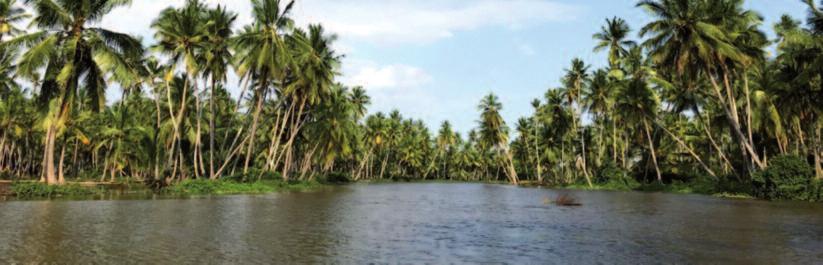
[11,182,105,198]
[164,179,324,195]
[557,178,758,200]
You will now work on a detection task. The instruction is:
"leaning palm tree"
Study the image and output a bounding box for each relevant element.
[638,0,766,170]
[477,93,518,184]
[232,0,295,175]
[616,77,662,183]
[7,0,143,184]
[151,0,208,180]
[278,24,340,179]
[593,16,636,68]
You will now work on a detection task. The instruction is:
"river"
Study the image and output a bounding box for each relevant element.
[0,183,821,264]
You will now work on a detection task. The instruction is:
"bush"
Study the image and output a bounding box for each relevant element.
[752,155,817,201]
[595,161,639,190]
[319,172,351,184]
[165,179,274,195]
[223,169,283,183]
[11,182,103,198]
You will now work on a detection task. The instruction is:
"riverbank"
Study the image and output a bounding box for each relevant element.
[551,181,756,200]
[1,179,328,199]
[165,179,326,195]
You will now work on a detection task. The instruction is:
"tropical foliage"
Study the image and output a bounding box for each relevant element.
[0,0,821,201]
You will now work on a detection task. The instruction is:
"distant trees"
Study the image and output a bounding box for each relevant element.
[0,0,821,199]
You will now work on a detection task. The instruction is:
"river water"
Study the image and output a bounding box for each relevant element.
[0,183,821,264]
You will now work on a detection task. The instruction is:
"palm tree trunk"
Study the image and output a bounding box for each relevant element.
[654,118,718,179]
[43,118,58,185]
[708,72,765,169]
[643,119,662,183]
[57,143,66,184]
[280,97,309,180]
[209,77,216,180]
[815,127,823,179]
[243,89,266,175]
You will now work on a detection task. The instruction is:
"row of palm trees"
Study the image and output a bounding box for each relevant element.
[0,0,822,189]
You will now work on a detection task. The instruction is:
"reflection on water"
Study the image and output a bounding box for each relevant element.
[1,183,822,264]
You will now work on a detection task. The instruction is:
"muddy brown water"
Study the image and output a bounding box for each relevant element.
[0,183,821,264]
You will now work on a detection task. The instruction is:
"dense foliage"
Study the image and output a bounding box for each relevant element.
[0,0,822,201]
[752,155,817,200]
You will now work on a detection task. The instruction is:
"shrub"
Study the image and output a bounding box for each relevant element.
[319,172,351,184]
[752,155,816,201]
[595,161,639,190]
[11,182,102,198]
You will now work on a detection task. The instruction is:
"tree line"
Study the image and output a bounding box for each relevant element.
[0,0,822,197]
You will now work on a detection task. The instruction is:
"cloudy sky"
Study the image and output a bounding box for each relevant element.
[95,0,809,134]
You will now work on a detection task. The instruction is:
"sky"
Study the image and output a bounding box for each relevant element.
[94,0,811,134]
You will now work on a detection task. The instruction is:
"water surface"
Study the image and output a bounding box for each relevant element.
[1,183,821,264]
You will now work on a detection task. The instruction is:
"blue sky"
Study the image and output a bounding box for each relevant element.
[99,0,810,134]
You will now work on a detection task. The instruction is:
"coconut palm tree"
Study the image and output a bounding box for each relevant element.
[593,17,636,68]
[232,0,295,175]
[201,5,236,179]
[436,121,457,179]
[278,24,340,179]
[8,0,143,184]
[638,0,766,170]
[562,58,593,187]
[616,77,662,182]
[0,0,28,42]
[477,93,518,184]
[151,0,209,180]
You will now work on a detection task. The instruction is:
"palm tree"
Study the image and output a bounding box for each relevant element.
[232,0,295,175]
[151,0,208,180]
[616,77,662,182]
[583,69,616,166]
[0,0,28,42]
[278,24,340,179]
[638,0,767,170]
[477,93,518,184]
[8,0,143,184]
[562,58,593,187]
[201,5,236,179]
[593,17,636,68]
[436,121,457,179]
[530,99,543,182]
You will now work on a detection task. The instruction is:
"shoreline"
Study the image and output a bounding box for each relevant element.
[0,178,776,202]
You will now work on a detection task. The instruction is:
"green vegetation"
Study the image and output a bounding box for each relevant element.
[0,0,821,202]
[10,182,104,198]
[164,179,323,195]
[753,155,822,201]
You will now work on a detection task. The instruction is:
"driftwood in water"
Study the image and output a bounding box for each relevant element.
[554,194,582,206]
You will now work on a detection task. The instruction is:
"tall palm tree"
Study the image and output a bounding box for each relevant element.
[279,24,340,179]
[593,17,636,68]
[638,0,766,170]
[530,99,543,182]
[201,5,236,179]
[562,58,593,187]
[616,77,662,182]
[8,0,143,184]
[232,0,295,175]
[151,0,208,180]
[477,93,518,184]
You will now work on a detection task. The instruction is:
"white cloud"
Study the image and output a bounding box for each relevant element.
[99,0,579,46]
[339,59,437,119]
[294,0,580,45]
[344,61,432,91]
